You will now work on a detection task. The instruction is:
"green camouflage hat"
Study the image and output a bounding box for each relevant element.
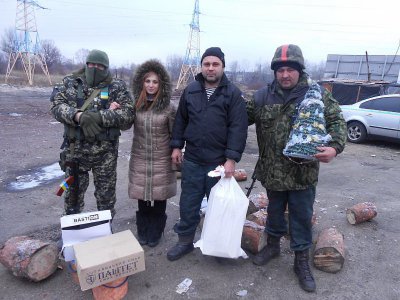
[86,49,109,68]
[271,44,305,71]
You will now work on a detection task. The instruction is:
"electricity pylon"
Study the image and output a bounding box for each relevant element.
[5,0,51,85]
[175,0,200,90]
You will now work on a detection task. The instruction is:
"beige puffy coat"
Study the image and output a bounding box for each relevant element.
[128,60,177,201]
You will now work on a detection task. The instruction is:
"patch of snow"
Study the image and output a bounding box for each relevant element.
[9,162,64,191]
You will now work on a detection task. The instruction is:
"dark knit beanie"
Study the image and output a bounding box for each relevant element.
[201,47,225,67]
[272,61,303,73]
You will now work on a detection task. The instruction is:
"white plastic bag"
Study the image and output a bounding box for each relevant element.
[194,176,249,258]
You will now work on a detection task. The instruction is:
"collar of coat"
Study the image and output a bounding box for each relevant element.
[270,73,310,102]
[195,72,230,90]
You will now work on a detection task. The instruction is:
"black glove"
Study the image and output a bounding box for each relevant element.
[86,111,103,125]
[79,111,103,140]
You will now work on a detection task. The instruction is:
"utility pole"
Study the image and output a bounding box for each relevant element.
[175,0,200,90]
[365,51,371,82]
[5,0,51,85]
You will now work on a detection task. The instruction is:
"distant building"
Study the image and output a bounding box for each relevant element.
[320,54,400,104]
[324,54,400,83]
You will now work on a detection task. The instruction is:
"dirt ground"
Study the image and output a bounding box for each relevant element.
[0,84,400,300]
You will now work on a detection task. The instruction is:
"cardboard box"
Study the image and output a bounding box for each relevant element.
[60,210,112,262]
[73,230,145,291]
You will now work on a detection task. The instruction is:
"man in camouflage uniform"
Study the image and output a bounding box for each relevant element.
[247,44,346,292]
[50,49,134,217]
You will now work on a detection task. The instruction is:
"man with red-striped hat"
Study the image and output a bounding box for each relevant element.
[246,44,346,292]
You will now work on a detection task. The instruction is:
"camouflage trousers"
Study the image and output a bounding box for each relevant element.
[63,141,118,217]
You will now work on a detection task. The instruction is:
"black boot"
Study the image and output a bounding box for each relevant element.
[136,211,148,246]
[167,233,195,261]
[252,235,281,266]
[147,213,167,247]
[294,249,316,292]
[65,207,80,215]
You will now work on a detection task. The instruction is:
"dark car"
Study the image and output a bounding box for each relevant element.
[340,94,400,143]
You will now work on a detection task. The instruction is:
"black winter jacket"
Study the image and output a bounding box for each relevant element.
[170,73,248,165]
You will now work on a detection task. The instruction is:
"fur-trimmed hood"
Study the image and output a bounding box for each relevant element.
[131,59,172,112]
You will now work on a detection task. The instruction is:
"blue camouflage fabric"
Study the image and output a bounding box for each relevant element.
[50,68,134,216]
[246,74,346,191]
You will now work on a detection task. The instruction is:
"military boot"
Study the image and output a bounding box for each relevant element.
[252,235,281,266]
[167,233,195,261]
[147,213,167,247]
[136,211,148,246]
[65,207,80,215]
[294,249,316,292]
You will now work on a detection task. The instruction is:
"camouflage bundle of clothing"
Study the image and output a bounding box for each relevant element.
[283,82,332,160]
[247,75,346,191]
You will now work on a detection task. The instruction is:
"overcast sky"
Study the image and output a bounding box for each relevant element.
[0,0,399,70]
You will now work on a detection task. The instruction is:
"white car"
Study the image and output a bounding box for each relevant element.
[340,94,400,143]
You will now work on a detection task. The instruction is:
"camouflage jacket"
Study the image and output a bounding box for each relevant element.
[247,75,346,191]
[50,69,134,152]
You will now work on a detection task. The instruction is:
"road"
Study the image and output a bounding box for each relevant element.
[0,85,399,299]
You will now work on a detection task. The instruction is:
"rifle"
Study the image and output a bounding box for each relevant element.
[245,144,265,198]
[246,170,257,197]
[68,158,80,211]
[56,175,74,196]
[56,138,80,214]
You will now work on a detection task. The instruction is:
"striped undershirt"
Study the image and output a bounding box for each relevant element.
[206,87,216,100]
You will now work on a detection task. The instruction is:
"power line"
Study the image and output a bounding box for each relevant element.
[384,40,400,76]
[201,12,392,32]
[5,0,51,85]
[176,0,201,90]
[42,0,192,16]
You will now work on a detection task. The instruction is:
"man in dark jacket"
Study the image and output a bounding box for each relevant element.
[167,47,248,261]
[247,44,346,292]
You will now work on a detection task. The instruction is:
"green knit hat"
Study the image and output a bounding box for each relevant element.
[86,49,109,68]
[271,44,305,71]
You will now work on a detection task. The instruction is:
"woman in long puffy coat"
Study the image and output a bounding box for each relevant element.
[128,59,177,247]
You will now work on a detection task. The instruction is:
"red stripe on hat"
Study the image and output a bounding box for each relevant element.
[281,45,289,61]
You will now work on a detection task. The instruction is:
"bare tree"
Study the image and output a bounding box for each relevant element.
[74,48,90,65]
[229,60,239,83]
[165,54,183,83]
[130,62,137,75]
[0,51,8,73]
[112,62,132,82]
[126,63,138,89]
[242,61,272,90]
[305,60,326,80]
[41,39,62,72]
[0,27,16,54]
[239,59,250,72]
[60,57,80,74]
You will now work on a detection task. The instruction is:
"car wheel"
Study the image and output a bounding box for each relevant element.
[347,121,367,143]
